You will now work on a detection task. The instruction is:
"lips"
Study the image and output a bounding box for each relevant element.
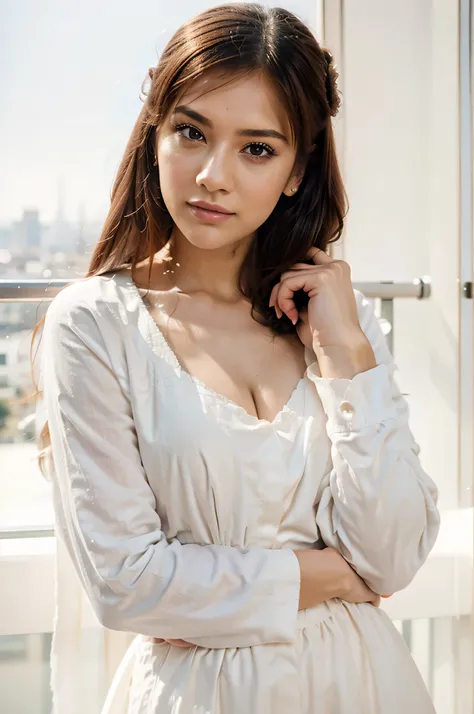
[188,201,234,215]
[187,202,236,224]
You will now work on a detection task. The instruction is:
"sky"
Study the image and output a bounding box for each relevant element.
[0,0,319,227]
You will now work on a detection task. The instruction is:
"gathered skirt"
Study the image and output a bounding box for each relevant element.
[124,599,435,714]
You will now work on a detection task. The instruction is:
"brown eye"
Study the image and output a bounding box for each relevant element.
[243,142,276,160]
[175,124,204,142]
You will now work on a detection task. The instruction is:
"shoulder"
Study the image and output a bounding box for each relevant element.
[353,288,380,336]
[42,269,137,358]
[353,288,375,325]
[40,270,139,386]
[44,269,132,332]
[353,288,393,365]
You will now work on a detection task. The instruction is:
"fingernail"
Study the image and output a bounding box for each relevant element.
[291,317,298,325]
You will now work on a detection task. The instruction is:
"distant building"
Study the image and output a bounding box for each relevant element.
[10,209,43,259]
[0,226,12,250]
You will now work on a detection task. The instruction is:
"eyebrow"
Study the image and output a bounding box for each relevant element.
[173,105,289,144]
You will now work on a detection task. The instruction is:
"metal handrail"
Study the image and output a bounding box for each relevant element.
[0,277,432,302]
[0,525,54,540]
[0,275,432,541]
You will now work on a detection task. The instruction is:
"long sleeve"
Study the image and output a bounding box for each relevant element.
[39,285,301,649]
[309,290,440,595]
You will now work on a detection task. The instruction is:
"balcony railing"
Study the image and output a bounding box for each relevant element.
[0,276,432,303]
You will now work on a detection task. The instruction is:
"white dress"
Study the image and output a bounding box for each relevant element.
[39,267,440,714]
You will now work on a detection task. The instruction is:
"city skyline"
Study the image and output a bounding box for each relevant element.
[0,178,103,229]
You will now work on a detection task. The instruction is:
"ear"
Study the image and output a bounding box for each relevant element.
[282,169,304,197]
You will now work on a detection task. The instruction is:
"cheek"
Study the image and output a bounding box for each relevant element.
[157,140,195,190]
[158,163,183,192]
[240,165,288,217]
[247,165,287,196]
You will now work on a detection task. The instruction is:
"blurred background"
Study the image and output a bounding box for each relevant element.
[0,0,472,712]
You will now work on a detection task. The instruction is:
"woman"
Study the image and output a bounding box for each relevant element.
[33,4,440,713]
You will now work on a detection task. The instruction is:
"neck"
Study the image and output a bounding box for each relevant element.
[166,228,252,302]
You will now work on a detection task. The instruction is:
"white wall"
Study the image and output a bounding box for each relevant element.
[324,0,462,511]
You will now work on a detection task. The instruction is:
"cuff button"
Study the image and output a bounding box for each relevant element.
[339,400,355,418]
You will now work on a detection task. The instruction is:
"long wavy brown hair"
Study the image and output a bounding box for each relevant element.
[30,2,347,476]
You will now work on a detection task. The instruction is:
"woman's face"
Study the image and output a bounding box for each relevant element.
[156,70,301,252]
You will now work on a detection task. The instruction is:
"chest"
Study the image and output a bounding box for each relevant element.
[140,289,307,423]
[127,351,331,546]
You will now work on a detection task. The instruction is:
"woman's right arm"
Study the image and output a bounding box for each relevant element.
[40,286,361,650]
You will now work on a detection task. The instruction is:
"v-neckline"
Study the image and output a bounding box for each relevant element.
[117,268,308,427]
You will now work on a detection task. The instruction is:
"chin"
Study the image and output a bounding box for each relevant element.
[174,218,243,251]
[186,230,238,251]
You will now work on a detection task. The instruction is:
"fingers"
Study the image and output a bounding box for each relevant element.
[270,270,318,325]
[147,637,194,648]
[307,247,333,264]
[283,262,316,273]
[269,252,329,324]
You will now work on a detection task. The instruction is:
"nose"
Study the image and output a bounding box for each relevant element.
[195,146,234,194]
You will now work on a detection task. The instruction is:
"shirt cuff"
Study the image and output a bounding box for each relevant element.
[306,361,398,435]
[264,548,301,642]
[187,547,302,649]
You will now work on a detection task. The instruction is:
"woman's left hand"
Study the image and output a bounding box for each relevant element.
[269,247,367,354]
[147,637,195,648]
